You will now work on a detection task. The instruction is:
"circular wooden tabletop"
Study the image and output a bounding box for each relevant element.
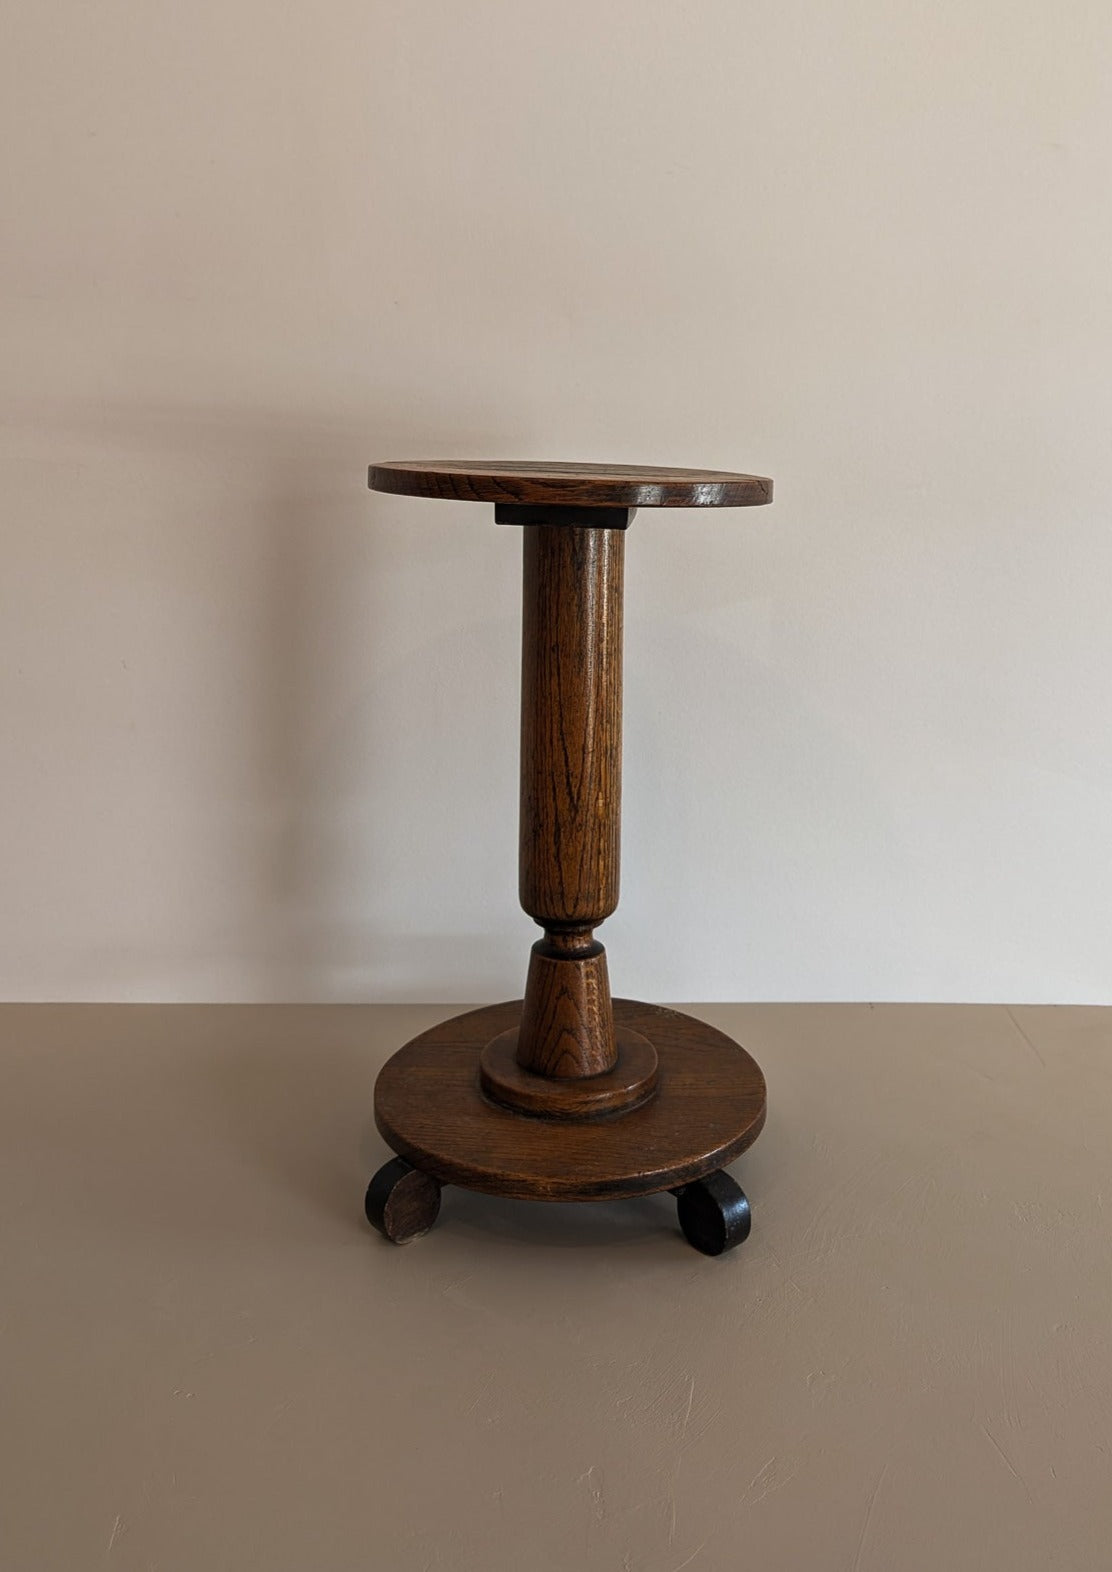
[368,460,772,508]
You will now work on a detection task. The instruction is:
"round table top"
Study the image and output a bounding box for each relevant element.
[368,460,772,508]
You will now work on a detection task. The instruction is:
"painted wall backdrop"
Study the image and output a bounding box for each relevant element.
[3,1,1111,1002]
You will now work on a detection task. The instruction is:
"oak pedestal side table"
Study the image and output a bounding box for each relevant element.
[364,461,773,1256]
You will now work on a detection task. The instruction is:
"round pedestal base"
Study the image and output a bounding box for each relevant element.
[373,998,766,1202]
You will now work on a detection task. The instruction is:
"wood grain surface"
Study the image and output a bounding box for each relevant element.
[369,459,772,508]
[515,524,623,1079]
[479,1024,659,1120]
[516,937,617,1079]
[373,998,768,1201]
[518,525,622,929]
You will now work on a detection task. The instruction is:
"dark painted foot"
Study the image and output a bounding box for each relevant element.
[673,1171,751,1256]
[365,1156,442,1244]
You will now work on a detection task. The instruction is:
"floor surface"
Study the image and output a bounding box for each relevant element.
[1,1002,1110,1571]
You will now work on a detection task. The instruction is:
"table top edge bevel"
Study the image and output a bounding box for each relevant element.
[368,460,773,509]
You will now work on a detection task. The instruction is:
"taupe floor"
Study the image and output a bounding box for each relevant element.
[1,1003,1110,1571]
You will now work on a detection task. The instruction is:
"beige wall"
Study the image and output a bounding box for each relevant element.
[3,2,1111,1003]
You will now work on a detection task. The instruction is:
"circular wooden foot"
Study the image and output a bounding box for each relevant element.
[374,1000,766,1203]
[673,1170,752,1256]
[364,1156,442,1244]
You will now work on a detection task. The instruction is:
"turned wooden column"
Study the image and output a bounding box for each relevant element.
[516,519,625,1080]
